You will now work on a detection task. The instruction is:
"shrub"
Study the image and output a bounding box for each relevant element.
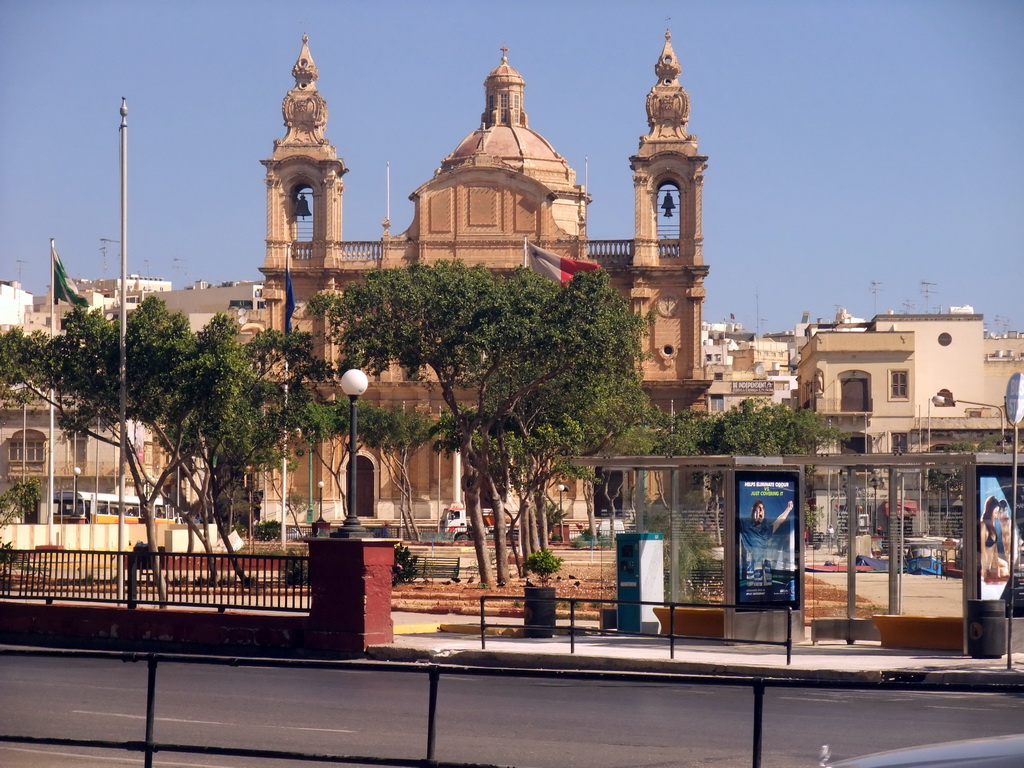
[523,549,563,586]
[253,520,280,541]
[392,543,420,586]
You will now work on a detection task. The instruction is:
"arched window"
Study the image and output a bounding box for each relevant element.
[839,372,870,412]
[656,181,681,242]
[291,183,314,244]
[8,429,46,468]
[356,455,375,517]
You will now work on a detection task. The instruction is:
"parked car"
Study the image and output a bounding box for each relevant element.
[821,734,1024,767]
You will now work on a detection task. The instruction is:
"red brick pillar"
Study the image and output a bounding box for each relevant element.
[305,538,395,652]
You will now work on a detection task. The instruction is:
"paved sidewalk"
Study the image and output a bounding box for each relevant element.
[380,611,1024,684]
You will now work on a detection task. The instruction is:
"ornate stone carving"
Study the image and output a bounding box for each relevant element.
[656,295,679,317]
[280,34,329,146]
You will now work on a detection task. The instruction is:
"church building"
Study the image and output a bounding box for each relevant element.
[259,32,711,526]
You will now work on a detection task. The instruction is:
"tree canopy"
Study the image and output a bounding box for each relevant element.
[310,262,648,584]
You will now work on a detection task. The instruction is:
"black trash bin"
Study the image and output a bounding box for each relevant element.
[523,586,557,638]
[966,599,1006,659]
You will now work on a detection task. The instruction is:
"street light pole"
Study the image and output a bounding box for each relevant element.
[932,394,1007,450]
[334,369,369,539]
[1004,373,1023,670]
[307,433,315,524]
[312,479,329,537]
[71,466,81,547]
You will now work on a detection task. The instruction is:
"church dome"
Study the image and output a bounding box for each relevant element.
[445,124,560,164]
[438,49,575,188]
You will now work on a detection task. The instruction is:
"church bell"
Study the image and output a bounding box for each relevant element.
[294,193,312,218]
[660,190,675,218]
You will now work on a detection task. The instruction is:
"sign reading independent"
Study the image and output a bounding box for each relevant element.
[731,380,775,394]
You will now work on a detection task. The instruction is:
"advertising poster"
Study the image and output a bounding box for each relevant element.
[977,467,1023,613]
[735,472,799,606]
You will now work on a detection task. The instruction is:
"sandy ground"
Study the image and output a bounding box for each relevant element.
[807,571,963,616]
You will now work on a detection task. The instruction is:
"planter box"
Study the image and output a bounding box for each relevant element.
[871,615,962,651]
[653,606,724,638]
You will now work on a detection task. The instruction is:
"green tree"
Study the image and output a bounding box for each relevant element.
[650,399,843,457]
[500,361,649,556]
[0,479,40,556]
[310,262,645,586]
[360,404,434,541]
[0,301,325,573]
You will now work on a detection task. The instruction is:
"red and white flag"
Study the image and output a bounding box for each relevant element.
[526,241,600,285]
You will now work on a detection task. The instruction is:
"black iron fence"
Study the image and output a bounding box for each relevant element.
[479,595,794,664]
[0,549,310,611]
[2,648,1023,768]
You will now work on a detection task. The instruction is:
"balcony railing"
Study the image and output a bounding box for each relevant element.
[813,398,874,415]
[339,241,383,261]
[583,240,633,268]
[290,241,384,262]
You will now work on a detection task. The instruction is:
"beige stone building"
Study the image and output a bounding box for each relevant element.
[797,311,1024,454]
[258,33,712,525]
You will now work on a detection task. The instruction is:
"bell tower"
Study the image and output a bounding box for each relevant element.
[628,30,710,408]
[261,35,347,330]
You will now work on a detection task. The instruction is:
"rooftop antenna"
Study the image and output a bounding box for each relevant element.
[994,315,1011,335]
[100,238,119,273]
[383,161,391,234]
[15,259,26,282]
[755,288,761,336]
[870,281,883,315]
[920,281,937,314]
[902,299,916,313]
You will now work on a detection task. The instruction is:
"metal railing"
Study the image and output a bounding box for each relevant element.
[2,648,1022,768]
[479,596,794,664]
[0,549,310,611]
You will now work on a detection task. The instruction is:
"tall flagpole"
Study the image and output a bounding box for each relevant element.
[47,241,56,545]
[280,244,291,549]
[117,98,128,600]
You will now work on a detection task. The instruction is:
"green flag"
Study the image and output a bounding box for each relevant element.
[51,241,89,308]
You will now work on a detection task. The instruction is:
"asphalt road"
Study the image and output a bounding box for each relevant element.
[1,654,1021,767]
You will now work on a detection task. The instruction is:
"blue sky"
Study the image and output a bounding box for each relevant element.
[2,0,1022,334]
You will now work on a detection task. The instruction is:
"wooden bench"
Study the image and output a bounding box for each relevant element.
[413,557,461,581]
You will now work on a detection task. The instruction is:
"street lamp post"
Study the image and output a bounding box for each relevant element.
[334,369,370,539]
[870,475,879,538]
[312,479,330,537]
[932,393,1007,450]
[307,433,315,524]
[70,466,81,546]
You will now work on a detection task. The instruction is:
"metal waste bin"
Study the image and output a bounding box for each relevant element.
[966,599,1006,659]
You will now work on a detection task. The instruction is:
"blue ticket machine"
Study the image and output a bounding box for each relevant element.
[616,532,664,633]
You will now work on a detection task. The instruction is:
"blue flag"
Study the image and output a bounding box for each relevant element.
[284,259,296,333]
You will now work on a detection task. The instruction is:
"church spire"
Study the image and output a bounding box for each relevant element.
[279,34,328,146]
[481,47,528,128]
[644,29,691,141]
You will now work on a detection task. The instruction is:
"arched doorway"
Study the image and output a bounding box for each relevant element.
[355,455,375,517]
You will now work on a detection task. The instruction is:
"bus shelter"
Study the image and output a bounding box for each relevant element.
[572,452,1021,654]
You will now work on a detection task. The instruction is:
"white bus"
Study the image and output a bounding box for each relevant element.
[52,491,178,524]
